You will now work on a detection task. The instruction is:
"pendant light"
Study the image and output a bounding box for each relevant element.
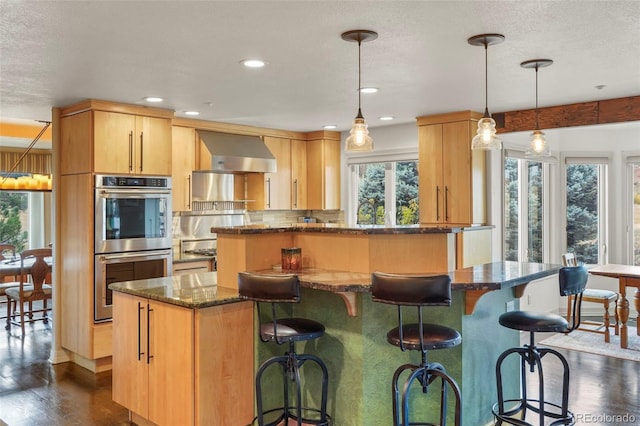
[341,29,378,152]
[521,59,553,157]
[468,33,505,150]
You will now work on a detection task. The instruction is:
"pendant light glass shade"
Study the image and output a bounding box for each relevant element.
[521,59,553,158]
[468,34,505,151]
[525,129,550,157]
[342,30,378,153]
[472,116,502,150]
[345,114,373,151]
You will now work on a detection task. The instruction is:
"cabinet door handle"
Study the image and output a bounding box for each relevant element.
[445,186,449,222]
[436,186,440,221]
[128,131,133,172]
[139,132,144,173]
[293,179,298,208]
[266,177,271,208]
[186,174,191,209]
[137,302,144,361]
[146,304,154,364]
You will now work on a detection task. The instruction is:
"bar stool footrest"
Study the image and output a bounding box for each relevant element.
[249,407,331,426]
[492,399,575,426]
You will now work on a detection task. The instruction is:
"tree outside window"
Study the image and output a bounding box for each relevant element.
[356,160,419,225]
[566,163,603,264]
[0,191,28,252]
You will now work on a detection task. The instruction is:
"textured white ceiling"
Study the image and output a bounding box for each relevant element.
[1,0,639,134]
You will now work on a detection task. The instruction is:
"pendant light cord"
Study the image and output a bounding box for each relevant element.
[356,38,363,119]
[535,64,540,130]
[483,41,490,118]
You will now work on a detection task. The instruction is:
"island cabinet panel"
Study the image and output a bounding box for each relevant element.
[417,111,486,226]
[59,100,173,176]
[112,292,254,425]
[112,292,195,425]
[247,136,291,210]
[171,126,197,211]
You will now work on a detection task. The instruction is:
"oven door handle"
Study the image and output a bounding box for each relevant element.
[98,250,172,263]
[98,189,171,196]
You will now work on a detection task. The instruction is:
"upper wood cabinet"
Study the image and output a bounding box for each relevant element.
[247,136,292,210]
[417,111,486,226]
[290,139,307,210]
[306,133,341,210]
[171,126,197,211]
[59,100,173,176]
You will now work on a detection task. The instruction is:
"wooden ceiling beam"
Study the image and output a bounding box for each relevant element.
[492,95,640,133]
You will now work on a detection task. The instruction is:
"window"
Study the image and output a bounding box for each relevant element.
[0,191,28,251]
[563,156,609,265]
[626,155,640,265]
[503,153,548,262]
[349,157,419,225]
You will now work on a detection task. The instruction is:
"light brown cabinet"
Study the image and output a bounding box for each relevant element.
[247,136,291,210]
[417,111,486,226]
[171,126,197,211]
[93,111,172,175]
[59,100,173,176]
[290,139,307,210]
[112,291,254,425]
[112,292,195,425]
[306,133,341,210]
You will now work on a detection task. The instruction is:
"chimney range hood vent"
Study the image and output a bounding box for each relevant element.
[197,130,276,173]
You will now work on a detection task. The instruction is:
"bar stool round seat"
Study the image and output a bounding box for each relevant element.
[387,323,461,350]
[239,272,330,426]
[493,265,588,426]
[260,317,325,342]
[499,311,569,333]
[372,272,462,426]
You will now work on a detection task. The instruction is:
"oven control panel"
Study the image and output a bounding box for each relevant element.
[96,175,170,189]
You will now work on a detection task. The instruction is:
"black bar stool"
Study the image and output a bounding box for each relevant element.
[492,265,588,426]
[371,272,462,426]
[238,272,330,426]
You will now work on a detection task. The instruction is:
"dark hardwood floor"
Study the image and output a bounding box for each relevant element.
[0,316,638,425]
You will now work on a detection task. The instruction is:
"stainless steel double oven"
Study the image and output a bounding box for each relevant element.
[94,175,172,322]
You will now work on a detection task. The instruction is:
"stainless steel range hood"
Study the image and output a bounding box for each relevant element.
[197,130,276,173]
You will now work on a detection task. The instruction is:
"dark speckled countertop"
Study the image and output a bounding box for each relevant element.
[109,272,241,309]
[211,223,493,235]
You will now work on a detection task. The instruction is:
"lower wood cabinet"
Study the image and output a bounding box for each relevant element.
[112,292,254,425]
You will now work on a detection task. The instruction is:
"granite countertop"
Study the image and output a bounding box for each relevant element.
[254,261,562,293]
[109,272,242,309]
[212,223,493,235]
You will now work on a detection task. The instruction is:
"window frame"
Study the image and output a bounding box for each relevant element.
[560,152,611,265]
[624,152,640,265]
[502,149,552,263]
[346,148,418,226]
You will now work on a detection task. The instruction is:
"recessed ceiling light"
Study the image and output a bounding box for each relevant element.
[241,59,265,68]
[360,87,378,94]
[144,97,163,103]
[185,111,200,116]
[379,116,394,121]
[323,125,337,130]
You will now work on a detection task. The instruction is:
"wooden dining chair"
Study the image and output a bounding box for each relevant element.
[562,253,619,342]
[5,248,53,335]
[0,244,21,318]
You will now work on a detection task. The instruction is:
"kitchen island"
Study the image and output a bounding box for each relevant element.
[208,223,559,425]
[110,260,561,426]
[109,273,254,426]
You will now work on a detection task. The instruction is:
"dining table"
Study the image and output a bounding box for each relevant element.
[589,264,640,349]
